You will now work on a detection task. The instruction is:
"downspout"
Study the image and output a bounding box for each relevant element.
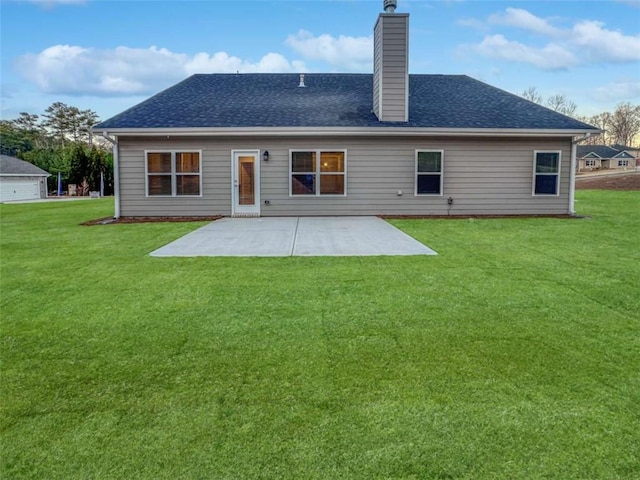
[570,132,591,215]
[102,132,120,219]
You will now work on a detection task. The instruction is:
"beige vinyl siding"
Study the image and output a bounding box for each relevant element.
[578,157,600,171]
[119,138,230,216]
[372,19,382,120]
[372,13,408,122]
[118,136,572,217]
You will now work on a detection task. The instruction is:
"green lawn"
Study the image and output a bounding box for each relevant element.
[1,192,639,479]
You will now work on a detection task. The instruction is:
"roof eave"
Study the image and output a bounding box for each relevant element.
[92,126,603,137]
[0,173,50,177]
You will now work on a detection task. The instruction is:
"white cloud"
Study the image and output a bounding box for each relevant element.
[592,80,640,102]
[461,8,640,69]
[488,7,562,37]
[185,52,306,75]
[456,18,489,31]
[285,30,372,71]
[471,35,578,70]
[16,45,307,96]
[571,20,640,62]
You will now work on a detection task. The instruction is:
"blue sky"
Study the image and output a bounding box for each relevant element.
[1,0,639,123]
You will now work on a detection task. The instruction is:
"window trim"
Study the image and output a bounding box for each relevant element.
[585,159,596,167]
[532,150,561,197]
[618,159,629,167]
[289,149,347,197]
[145,150,203,198]
[415,149,444,196]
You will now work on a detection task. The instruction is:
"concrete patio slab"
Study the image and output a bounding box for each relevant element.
[150,216,437,257]
[292,217,435,256]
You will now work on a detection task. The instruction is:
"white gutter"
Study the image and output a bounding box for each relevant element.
[102,132,120,219]
[0,173,50,177]
[570,132,593,215]
[91,126,602,138]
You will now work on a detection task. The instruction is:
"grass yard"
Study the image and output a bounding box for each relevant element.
[1,191,639,479]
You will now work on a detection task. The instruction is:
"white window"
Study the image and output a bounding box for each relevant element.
[415,150,443,196]
[533,151,561,196]
[290,150,346,196]
[146,151,202,197]
[585,159,596,167]
[618,159,629,167]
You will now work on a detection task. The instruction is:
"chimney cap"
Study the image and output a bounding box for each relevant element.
[383,0,397,13]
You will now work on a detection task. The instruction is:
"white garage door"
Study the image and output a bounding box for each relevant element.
[0,179,41,202]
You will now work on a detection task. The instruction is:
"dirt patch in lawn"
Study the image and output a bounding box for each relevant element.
[575,173,640,190]
[380,214,577,220]
[81,216,222,226]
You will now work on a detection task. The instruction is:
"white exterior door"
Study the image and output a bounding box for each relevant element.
[0,179,41,202]
[231,150,260,216]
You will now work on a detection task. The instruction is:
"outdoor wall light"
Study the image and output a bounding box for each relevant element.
[263,150,270,162]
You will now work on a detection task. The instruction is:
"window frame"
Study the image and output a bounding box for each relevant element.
[618,159,629,167]
[415,149,444,197]
[585,159,596,167]
[532,150,561,197]
[289,149,347,197]
[145,150,203,198]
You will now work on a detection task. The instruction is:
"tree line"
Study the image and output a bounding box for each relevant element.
[0,102,114,195]
[521,87,640,147]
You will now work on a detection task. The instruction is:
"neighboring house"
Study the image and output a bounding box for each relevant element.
[0,155,50,202]
[577,145,638,172]
[93,1,599,218]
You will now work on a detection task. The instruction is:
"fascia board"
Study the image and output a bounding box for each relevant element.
[0,173,51,177]
[92,126,603,138]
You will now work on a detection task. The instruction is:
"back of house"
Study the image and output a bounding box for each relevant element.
[93,0,599,218]
[577,144,638,172]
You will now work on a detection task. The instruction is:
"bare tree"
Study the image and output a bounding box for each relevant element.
[546,94,577,118]
[574,113,610,145]
[608,102,640,147]
[521,86,543,104]
[520,87,579,119]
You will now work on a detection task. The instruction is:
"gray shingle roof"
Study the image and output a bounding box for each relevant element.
[611,143,639,152]
[94,74,597,131]
[0,155,50,176]
[577,145,638,159]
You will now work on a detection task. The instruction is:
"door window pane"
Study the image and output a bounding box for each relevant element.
[238,159,255,205]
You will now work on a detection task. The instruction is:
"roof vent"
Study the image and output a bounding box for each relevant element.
[298,74,306,88]
[383,0,396,13]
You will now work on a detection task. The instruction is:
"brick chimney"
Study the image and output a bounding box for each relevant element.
[373,0,409,122]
